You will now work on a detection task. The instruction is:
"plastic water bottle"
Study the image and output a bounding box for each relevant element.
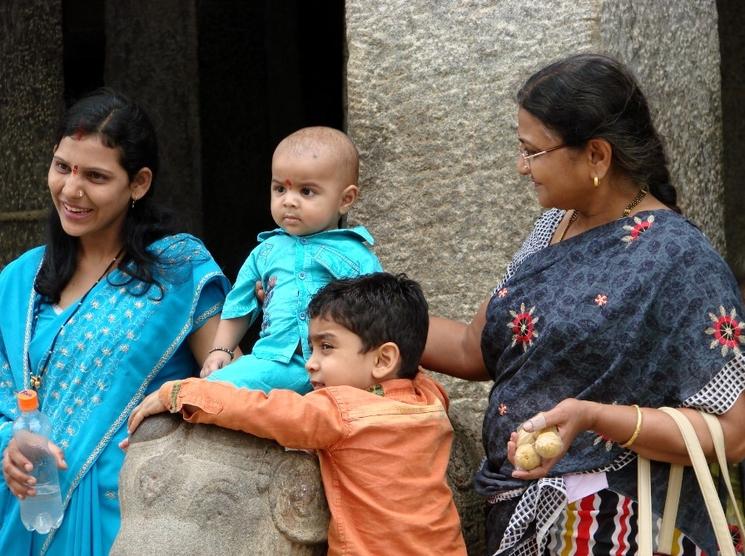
[13,390,64,534]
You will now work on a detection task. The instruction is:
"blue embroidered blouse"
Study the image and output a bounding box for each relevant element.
[0,234,230,556]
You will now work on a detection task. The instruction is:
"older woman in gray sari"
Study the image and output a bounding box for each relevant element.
[423,53,745,555]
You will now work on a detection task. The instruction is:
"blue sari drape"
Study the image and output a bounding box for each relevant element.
[0,234,229,555]
[476,210,745,555]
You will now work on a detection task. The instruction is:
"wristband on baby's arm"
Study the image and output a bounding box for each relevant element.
[208,346,235,360]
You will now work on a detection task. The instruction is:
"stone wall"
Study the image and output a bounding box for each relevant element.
[0,1,64,266]
[599,1,725,249]
[346,1,723,552]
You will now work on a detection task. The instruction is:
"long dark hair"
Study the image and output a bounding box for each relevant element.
[517,53,680,212]
[35,88,176,302]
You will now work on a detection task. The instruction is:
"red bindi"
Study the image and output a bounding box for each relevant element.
[284,178,292,187]
[72,165,79,176]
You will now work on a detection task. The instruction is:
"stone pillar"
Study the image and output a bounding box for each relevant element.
[600,1,724,249]
[345,1,723,552]
[104,0,203,234]
[0,1,64,266]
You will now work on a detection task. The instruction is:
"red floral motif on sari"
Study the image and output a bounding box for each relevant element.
[705,306,744,357]
[621,214,655,245]
[730,524,743,553]
[507,303,539,352]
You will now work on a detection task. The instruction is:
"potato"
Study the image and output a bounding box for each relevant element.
[516,429,536,446]
[515,443,541,471]
[534,426,563,458]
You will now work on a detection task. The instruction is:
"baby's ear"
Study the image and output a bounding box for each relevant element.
[371,342,400,381]
[338,184,359,215]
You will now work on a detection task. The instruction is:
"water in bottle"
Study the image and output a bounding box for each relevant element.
[13,390,64,534]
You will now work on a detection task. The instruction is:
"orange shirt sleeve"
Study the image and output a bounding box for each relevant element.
[159,378,347,450]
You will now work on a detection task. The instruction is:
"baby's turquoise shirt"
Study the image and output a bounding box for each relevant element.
[222,226,382,362]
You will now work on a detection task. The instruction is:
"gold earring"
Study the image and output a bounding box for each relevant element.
[593,176,599,188]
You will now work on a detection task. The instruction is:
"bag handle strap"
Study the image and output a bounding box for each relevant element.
[660,408,735,555]
[637,454,654,554]
[699,411,745,539]
[657,463,684,553]
[637,408,736,556]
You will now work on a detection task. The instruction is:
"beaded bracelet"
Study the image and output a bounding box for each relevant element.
[619,404,643,449]
[208,346,235,360]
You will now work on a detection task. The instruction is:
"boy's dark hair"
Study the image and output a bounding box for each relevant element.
[307,273,429,379]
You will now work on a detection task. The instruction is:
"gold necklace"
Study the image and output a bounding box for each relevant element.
[560,188,648,242]
[622,187,648,217]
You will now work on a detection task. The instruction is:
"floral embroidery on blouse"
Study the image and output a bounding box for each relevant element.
[621,214,655,245]
[507,303,539,352]
[594,294,608,307]
[705,306,744,357]
[592,432,614,452]
[498,288,509,298]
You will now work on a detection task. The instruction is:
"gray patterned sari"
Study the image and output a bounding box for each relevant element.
[475,209,745,555]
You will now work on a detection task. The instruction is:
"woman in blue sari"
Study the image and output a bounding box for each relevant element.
[423,54,745,555]
[0,90,230,555]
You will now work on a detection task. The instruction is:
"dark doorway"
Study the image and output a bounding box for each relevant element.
[62,0,105,105]
[197,1,345,348]
[717,0,745,288]
[60,0,345,292]
[197,1,345,284]
[60,0,345,348]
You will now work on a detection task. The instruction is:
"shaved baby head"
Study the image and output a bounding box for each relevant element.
[274,126,359,185]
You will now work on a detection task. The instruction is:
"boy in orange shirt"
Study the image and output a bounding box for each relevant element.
[125,272,467,555]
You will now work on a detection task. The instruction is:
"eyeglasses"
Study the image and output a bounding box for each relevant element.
[519,144,567,168]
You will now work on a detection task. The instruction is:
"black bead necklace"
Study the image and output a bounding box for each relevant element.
[28,249,124,391]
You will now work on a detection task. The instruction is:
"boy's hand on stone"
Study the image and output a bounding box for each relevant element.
[120,390,170,451]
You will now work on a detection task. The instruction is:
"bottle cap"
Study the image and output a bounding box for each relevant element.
[17,389,39,412]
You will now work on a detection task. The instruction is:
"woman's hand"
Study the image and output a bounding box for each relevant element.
[507,398,598,480]
[2,438,67,499]
[119,390,170,451]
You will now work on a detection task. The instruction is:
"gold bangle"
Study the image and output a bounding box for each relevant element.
[619,404,643,449]
[169,381,182,414]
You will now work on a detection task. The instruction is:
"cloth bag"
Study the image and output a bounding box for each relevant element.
[637,407,745,555]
